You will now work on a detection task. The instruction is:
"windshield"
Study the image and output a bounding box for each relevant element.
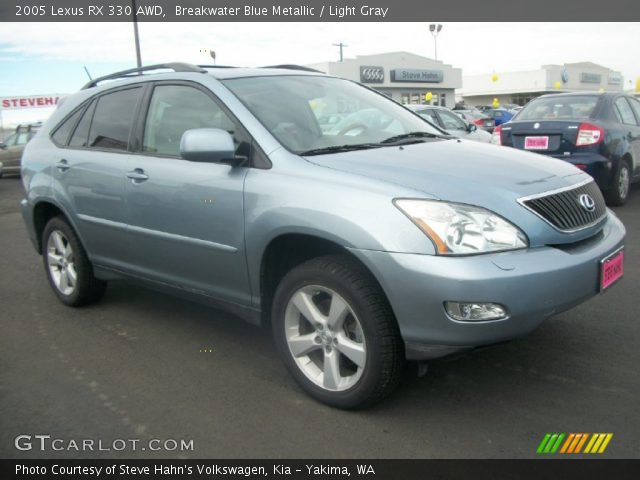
[517,95,599,121]
[222,75,443,154]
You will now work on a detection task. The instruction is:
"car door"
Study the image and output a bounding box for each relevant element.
[123,82,251,306]
[624,96,640,177]
[0,131,28,170]
[52,86,142,269]
[0,132,17,167]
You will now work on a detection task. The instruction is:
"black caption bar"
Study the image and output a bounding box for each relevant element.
[3,460,640,480]
[0,0,639,22]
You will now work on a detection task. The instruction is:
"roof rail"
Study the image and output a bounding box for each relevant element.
[261,64,323,73]
[82,62,206,89]
[197,65,238,69]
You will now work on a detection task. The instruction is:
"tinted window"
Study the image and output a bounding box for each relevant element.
[628,98,640,125]
[143,85,235,157]
[87,88,141,151]
[518,96,598,120]
[69,100,96,148]
[52,107,84,146]
[615,98,637,125]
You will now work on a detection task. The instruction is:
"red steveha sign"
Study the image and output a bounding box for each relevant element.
[1,95,65,110]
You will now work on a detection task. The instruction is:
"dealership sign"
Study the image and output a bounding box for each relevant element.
[390,69,443,83]
[1,95,64,110]
[360,66,384,83]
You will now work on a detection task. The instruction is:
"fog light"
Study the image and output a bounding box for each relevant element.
[445,302,508,322]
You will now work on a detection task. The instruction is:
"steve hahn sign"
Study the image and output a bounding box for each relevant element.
[1,94,65,110]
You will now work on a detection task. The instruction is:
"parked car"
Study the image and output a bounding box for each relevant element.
[0,123,41,177]
[20,63,625,409]
[491,92,640,205]
[454,109,496,132]
[407,105,491,142]
[487,108,515,126]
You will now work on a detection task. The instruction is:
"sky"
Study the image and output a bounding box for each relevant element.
[1,21,639,126]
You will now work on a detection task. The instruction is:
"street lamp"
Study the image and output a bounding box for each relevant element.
[429,24,443,61]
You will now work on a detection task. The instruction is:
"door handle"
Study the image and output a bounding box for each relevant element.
[126,168,149,183]
[55,159,70,172]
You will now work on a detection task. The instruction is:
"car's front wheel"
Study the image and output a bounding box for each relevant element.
[42,216,107,306]
[272,254,404,409]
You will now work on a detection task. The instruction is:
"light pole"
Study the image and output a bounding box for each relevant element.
[332,42,348,63]
[429,24,443,61]
[131,0,142,68]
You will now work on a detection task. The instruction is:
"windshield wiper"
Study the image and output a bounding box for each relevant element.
[299,143,382,156]
[379,131,446,144]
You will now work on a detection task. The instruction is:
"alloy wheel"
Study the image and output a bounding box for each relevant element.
[284,285,366,392]
[46,230,77,295]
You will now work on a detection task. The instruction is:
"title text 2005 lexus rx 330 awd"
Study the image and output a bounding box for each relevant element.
[20,63,625,408]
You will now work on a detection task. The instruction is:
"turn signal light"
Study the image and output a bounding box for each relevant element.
[491,125,502,145]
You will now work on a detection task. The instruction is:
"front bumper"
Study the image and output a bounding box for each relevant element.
[349,211,625,361]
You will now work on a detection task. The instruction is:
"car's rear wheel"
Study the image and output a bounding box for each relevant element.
[42,216,106,306]
[272,254,404,409]
[606,160,631,206]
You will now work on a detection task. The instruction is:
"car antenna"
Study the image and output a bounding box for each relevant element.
[83,66,93,81]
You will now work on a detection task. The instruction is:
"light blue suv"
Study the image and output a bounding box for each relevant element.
[20,63,625,408]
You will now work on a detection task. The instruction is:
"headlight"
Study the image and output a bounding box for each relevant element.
[394,199,528,255]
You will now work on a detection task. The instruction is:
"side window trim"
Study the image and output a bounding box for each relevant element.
[57,85,143,153]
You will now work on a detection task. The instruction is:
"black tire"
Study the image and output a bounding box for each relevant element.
[271,254,404,409]
[605,160,631,206]
[42,216,107,306]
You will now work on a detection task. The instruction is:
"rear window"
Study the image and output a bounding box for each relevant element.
[517,96,598,121]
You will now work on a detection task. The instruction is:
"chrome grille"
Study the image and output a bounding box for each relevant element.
[520,180,607,232]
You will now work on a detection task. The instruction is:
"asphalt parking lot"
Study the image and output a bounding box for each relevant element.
[1,176,638,459]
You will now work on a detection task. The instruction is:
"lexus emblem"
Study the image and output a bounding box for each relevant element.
[533,122,540,129]
[579,194,596,212]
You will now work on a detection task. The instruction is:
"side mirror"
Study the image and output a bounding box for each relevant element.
[0,142,6,149]
[467,123,477,133]
[180,128,240,165]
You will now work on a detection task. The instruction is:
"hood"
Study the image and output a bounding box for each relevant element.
[305,139,596,246]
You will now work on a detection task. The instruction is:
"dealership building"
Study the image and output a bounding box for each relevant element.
[459,62,624,107]
[308,52,462,108]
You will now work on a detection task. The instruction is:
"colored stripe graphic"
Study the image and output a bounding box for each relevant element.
[537,433,565,454]
[584,433,613,454]
[539,433,613,454]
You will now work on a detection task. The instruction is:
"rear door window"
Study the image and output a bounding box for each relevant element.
[628,98,640,124]
[87,87,141,151]
[615,97,639,125]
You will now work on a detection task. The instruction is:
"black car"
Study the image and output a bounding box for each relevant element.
[492,92,640,205]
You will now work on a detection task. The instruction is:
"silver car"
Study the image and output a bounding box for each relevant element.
[20,63,625,408]
[407,104,492,142]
